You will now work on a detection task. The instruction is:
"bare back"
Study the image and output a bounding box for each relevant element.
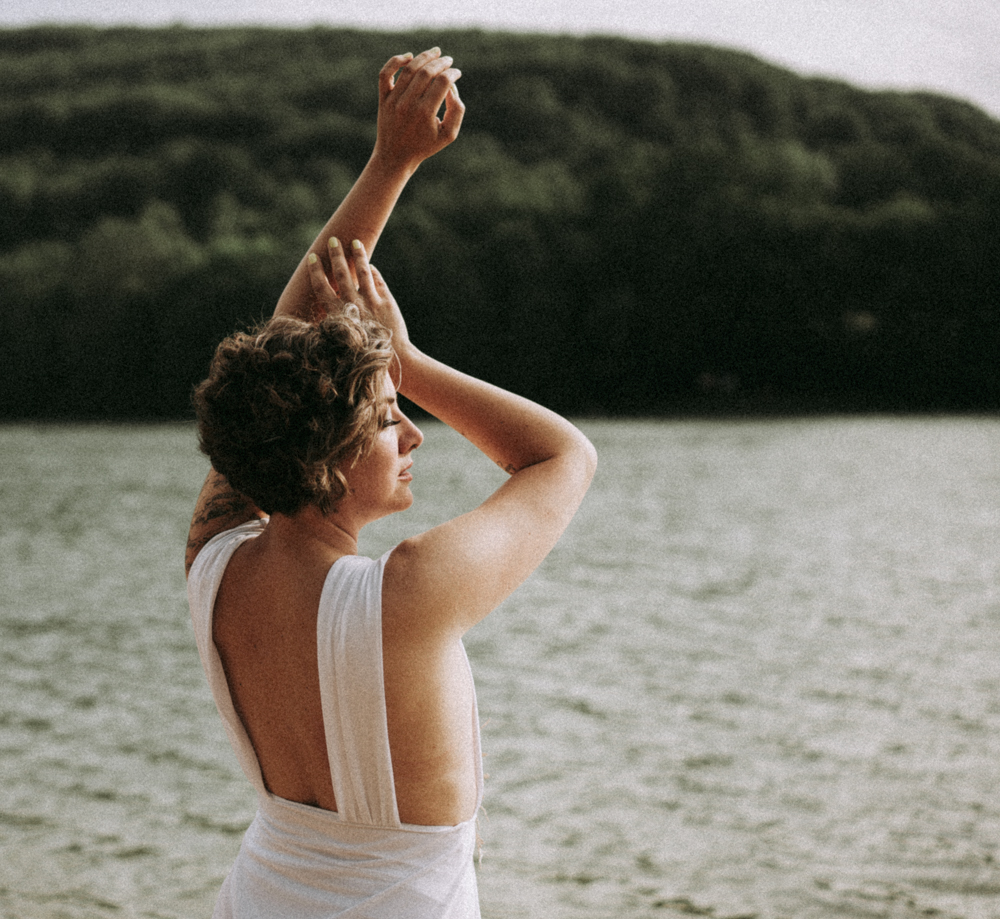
[212,530,479,827]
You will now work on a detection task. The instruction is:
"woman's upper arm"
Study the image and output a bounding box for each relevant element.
[185,471,265,577]
[381,444,596,636]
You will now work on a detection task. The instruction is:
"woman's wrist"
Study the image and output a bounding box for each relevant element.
[367,145,421,184]
[393,343,427,394]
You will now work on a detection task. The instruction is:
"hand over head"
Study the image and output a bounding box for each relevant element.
[307,239,412,358]
[374,48,465,172]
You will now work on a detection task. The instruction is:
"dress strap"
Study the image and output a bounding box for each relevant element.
[187,519,271,798]
[316,552,400,828]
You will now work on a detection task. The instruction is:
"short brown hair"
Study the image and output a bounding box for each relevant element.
[194,309,394,515]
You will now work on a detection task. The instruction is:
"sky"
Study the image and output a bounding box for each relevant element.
[6,0,1000,119]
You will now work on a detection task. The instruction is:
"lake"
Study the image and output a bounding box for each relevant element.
[2,417,999,918]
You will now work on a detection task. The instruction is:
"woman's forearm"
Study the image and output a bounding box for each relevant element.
[310,235,594,480]
[273,153,416,318]
[398,345,596,477]
[273,49,463,321]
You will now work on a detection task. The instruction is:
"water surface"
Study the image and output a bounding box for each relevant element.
[2,418,999,918]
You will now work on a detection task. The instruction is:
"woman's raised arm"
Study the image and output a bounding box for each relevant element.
[273,47,463,322]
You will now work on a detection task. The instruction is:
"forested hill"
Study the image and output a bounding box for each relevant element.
[2,26,999,418]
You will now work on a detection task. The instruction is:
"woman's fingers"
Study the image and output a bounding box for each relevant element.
[307,252,336,299]
[313,238,400,337]
[327,237,359,301]
[306,250,347,322]
[306,238,364,316]
[348,239,378,303]
[388,48,461,110]
[369,264,391,297]
[408,54,456,98]
[379,51,414,100]
[439,80,465,141]
[348,240,392,315]
[389,47,443,96]
[348,241,410,350]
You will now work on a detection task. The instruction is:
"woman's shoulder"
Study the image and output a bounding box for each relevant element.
[188,518,268,588]
[321,549,393,609]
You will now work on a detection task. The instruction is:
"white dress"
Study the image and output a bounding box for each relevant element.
[187,520,483,918]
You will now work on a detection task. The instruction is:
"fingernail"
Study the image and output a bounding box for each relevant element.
[328,237,339,248]
[352,239,362,251]
[307,253,318,265]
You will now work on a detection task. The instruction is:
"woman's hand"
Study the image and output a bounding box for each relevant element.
[307,238,412,356]
[372,48,465,174]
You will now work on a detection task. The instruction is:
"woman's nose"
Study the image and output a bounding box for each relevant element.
[403,418,423,453]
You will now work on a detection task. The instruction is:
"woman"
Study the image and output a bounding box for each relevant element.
[186,48,596,918]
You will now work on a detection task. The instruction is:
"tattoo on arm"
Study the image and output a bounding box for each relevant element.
[195,485,253,526]
[185,473,262,575]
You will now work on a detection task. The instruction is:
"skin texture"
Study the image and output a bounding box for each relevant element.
[187,50,596,827]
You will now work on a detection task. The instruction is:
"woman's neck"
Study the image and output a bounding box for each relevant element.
[265,506,360,559]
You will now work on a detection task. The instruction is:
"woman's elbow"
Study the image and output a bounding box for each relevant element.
[572,431,598,488]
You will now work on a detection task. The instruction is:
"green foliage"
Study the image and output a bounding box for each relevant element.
[1,25,999,417]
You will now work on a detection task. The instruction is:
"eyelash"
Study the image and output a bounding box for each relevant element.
[383,419,401,428]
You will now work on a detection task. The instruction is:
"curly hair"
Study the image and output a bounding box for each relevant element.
[193,309,394,516]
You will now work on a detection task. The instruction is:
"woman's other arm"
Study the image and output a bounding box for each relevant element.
[312,242,598,634]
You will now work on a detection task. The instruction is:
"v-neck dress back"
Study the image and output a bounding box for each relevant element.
[187,519,483,918]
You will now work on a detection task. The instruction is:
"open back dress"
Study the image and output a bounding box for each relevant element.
[187,519,484,918]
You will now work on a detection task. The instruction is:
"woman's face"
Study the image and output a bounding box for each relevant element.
[340,372,423,523]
